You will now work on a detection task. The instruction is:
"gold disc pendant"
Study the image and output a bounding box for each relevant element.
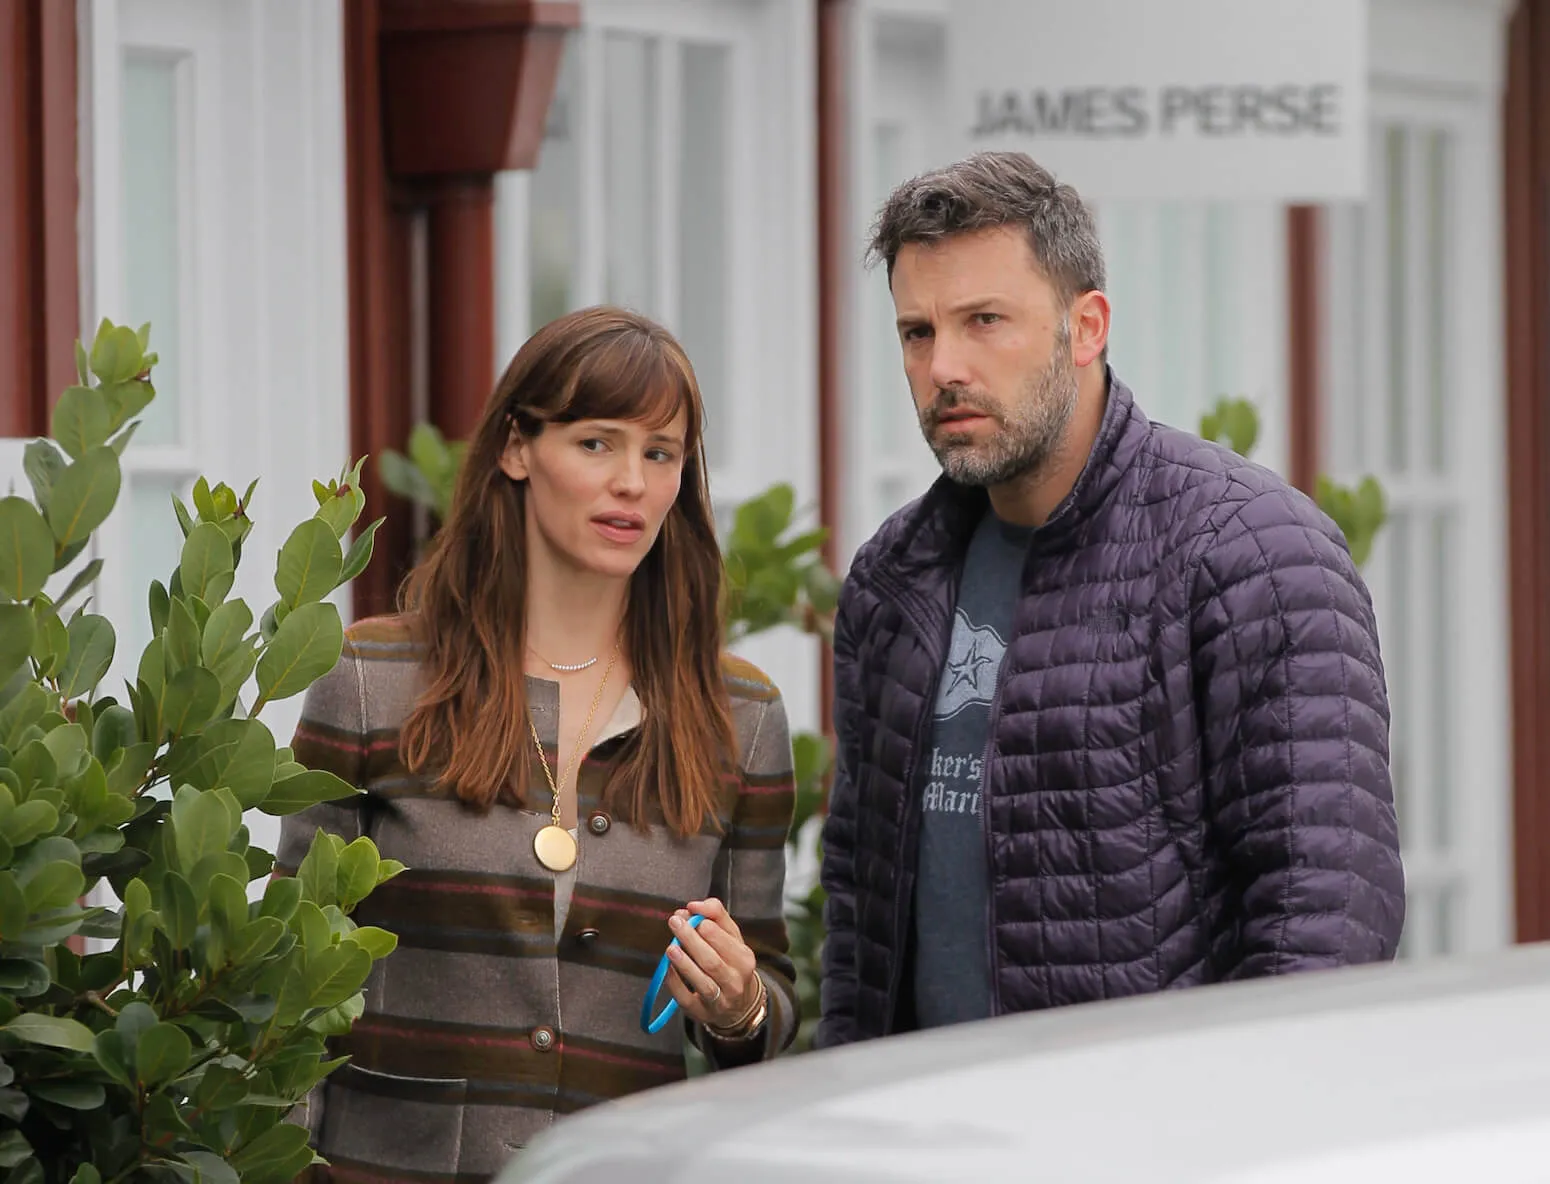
[533,824,578,873]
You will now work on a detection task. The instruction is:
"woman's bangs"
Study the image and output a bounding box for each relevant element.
[557,333,700,445]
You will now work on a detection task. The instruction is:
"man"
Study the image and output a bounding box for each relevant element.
[816,151,1405,1047]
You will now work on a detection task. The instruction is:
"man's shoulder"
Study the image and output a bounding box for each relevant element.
[1136,422,1334,546]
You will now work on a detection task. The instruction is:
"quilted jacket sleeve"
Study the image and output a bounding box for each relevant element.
[1192,488,1406,975]
[814,581,863,1049]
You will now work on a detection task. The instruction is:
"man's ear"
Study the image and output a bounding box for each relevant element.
[1069,290,1111,368]
[498,430,529,482]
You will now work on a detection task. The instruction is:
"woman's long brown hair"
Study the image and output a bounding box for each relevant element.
[397,306,735,837]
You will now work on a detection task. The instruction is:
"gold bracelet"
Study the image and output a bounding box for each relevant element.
[707,974,768,1042]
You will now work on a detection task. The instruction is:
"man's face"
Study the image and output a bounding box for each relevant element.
[891,226,1079,488]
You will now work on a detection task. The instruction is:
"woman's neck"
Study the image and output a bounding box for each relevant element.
[523,554,628,671]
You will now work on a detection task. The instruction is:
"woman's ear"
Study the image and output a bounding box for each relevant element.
[498,429,530,482]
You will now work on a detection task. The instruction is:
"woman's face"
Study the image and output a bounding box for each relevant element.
[499,406,690,581]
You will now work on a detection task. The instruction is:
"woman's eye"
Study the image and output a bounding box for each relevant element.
[579,438,606,453]
[646,448,676,463]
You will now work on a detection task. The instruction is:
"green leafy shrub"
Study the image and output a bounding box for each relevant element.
[0,320,401,1184]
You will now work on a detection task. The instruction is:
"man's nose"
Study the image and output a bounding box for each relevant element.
[927,330,973,391]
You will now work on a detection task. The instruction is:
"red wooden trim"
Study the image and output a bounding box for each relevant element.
[345,0,418,620]
[1503,0,1550,943]
[1286,205,1321,497]
[816,0,849,747]
[0,0,77,439]
[425,179,495,446]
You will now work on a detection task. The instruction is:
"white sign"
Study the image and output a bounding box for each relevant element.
[948,0,1368,201]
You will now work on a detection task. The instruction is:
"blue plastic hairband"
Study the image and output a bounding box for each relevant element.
[640,912,704,1034]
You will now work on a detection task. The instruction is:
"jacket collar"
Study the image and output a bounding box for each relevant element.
[876,368,1150,583]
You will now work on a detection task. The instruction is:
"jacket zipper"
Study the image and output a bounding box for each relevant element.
[871,567,955,1033]
[977,652,1010,1019]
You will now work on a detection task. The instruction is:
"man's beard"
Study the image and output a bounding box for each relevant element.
[918,335,1079,488]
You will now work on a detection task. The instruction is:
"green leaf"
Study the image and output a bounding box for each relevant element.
[135,1021,192,1088]
[165,596,201,673]
[208,871,248,941]
[69,1166,101,1184]
[260,768,357,817]
[0,500,58,602]
[21,859,83,913]
[0,1132,29,1170]
[202,599,253,669]
[229,1122,312,1180]
[171,784,235,872]
[179,1152,239,1184]
[160,870,198,949]
[51,386,112,462]
[307,942,372,1009]
[46,447,121,550]
[29,603,66,680]
[22,441,64,512]
[41,721,87,779]
[162,665,221,737]
[276,518,343,610]
[180,523,235,606]
[296,828,338,908]
[0,874,24,939]
[259,874,302,922]
[100,377,154,433]
[0,959,49,997]
[172,718,275,809]
[339,517,383,585]
[28,1081,103,1109]
[1,799,57,846]
[343,924,398,960]
[231,915,286,964]
[335,836,380,911]
[1,1013,94,1051]
[255,601,343,705]
[88,322,143,385]
[0,606,35,684]
[54,557,103,612]
[58,613,115,699]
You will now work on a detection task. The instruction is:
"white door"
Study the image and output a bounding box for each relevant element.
[80,0,351,855]
[494,0,821,733]
[1320,0,1515,956]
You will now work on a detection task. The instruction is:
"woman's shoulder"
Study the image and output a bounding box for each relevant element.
[718,652,782,706]
[339,612,428,668]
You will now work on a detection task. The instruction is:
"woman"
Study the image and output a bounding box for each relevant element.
[278,306,798,1181]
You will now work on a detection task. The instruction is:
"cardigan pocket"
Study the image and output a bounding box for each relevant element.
[320,1062,469,1176]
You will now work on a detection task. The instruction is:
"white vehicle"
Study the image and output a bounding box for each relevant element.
[500,943,1550,1183]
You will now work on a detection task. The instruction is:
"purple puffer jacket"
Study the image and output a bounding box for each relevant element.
[816,374,1406,1049]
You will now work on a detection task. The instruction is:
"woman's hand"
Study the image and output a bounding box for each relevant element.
[662,897,761,1032]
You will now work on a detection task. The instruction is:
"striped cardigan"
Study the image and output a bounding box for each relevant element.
[277,615,798,1183]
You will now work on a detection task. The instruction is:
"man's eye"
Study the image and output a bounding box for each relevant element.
[903,326,931,341]
[975,313,1000,325]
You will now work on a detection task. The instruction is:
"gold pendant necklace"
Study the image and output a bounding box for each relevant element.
[529,647,618,873]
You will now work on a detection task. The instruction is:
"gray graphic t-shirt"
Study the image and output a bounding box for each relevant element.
[913,511,1032,1028]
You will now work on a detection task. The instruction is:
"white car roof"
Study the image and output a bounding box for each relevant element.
[503,943,1550,1183]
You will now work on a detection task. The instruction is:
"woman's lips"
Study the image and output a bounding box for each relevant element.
[592,514,645,544]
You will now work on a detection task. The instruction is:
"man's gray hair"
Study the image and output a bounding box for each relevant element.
[866,151,1106,306]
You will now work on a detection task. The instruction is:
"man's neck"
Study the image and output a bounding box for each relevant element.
[987,366,1109,528]
[523,547,629,669]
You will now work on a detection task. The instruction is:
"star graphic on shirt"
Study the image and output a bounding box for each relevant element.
[945,632,997,699]
[934,611,1007,719]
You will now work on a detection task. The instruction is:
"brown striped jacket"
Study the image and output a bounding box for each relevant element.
[277,615,797,1183]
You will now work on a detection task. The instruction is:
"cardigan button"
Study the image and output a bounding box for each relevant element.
[587,810,611,836]
[530,1026,556,1052]
[575,927,600,946]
